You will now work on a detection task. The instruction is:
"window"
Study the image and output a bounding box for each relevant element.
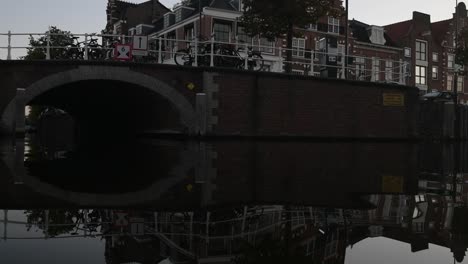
[175,8,182,23]
[415,194,425,203]
[213,21,232,43]
[415,66,427,85]
[308,23,317,30]
[404,47,411,57]
[432,52,438,62]
[448,54,455,69]
[415,40,427,61]
[293,38,306,57]
[448,74,454,91]
[259,37,274,54]
[355,57,365,80]
[328,17,340,34]
[385,60,393,81]
[184,27,194,41]
[373,58,380,81]
[237,26,274,54]
[237,26,252,44]
[432,66,438,80]
[458,76,464,92]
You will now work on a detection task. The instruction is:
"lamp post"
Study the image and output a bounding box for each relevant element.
[344,0,349,79]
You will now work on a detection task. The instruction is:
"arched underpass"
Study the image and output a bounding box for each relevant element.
[28,79,188,141]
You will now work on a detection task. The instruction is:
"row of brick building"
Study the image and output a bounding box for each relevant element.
[104,0,468,101]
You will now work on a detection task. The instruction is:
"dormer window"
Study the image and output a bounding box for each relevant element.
[173,6,195,23]
[175,8,182,23]
[368,26,386,45]
[164,13,175,28]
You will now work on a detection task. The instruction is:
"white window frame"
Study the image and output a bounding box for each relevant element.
[415,65,427,85]
[457,76,464,92]
[404,47,411,57]
[372,58,380,81]
[355,57,365,80]
[213,21,232,43]
[328,17,340,34]
[432,66,438,80]
[385,60,393,81]
[415,40,427,61]
[292,37,306,58]
[308,23,317,31]
[447,74,454,91]
[448,54,455,69]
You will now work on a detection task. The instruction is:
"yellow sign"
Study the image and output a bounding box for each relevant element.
[382,175,403,193]
[187,82,196,90]
[383,93,405,106]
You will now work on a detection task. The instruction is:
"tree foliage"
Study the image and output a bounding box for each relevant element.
[240,0,341,72]
[23,26,76,60]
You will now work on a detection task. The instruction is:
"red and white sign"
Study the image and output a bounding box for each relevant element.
[132,35,148,56]
[113,211,129,227]
[114,44,132,61]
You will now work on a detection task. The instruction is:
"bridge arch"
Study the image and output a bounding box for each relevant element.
[4,65,197,134]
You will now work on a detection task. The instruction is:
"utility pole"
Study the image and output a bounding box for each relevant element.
[344,0,349,79]
[199,0,203,39]
[454,0,460,140]
[453,0,460,206]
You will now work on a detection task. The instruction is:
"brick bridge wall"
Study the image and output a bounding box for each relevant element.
[0,61,420,139]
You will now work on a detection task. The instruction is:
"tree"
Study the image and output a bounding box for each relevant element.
[23,26,76,60]
[23,26,77,124]
[240,0,341,73]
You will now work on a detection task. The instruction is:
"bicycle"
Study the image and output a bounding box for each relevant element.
[174,37,213,67]
[86,37,106,61]
[174,39,264,71]
[64,36,84,60]
[217,44,265,71]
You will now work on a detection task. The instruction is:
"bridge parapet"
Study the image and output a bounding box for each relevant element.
[0,31,411,84]
[0,60,419,139]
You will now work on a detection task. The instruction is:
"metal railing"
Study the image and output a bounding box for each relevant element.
[0,31,411,84]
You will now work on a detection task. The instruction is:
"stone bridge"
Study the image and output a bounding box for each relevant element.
[0,60,420,139]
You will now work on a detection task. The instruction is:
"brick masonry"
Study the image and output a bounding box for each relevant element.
[0,61,419,139]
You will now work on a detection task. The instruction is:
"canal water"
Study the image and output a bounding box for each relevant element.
[0,135,467,263]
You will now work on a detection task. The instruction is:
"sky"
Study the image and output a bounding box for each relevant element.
[0,0,462,59]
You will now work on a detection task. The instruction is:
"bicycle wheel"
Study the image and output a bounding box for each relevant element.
[174,49,193,66]
[248,54,265,71]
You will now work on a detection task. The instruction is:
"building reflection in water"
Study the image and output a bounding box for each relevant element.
[0,137,468,262]
[0,193,467,264]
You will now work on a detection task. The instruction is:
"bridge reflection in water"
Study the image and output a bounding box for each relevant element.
[0,138,467,263]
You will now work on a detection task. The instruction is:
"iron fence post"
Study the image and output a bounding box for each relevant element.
[244,43,248,70]
[210,35,215,67]
[194,37,198,67]
[310,50,315,76]
[158,37,163,63]
[341,48,346,79]
[46,29,51,60]
[84,33,89,60]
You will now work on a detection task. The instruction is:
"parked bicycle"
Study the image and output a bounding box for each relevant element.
[86,37,106,60]
[174,38,264,71]
[64,36,84,60]
[216,43,265,71]
[174,37,213,67]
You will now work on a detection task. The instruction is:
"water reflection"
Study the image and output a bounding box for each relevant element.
[0,198,467,263]
[0,137,467,263]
